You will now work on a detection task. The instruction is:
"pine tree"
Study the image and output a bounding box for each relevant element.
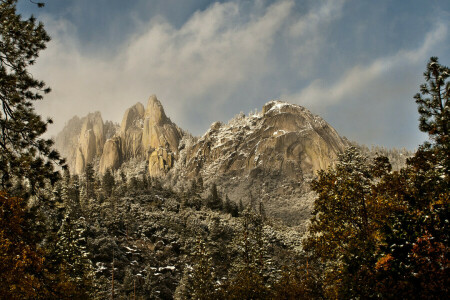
[56,214,94,296]
[414,57,450,180]
[0,0,65,193]
[223,208,271,299]
[206,183,222,210]
[85,163,95,200]
[304,146,391,298]
[238,199,244,213]
[371,57,450,299]
[185,237,218,300]
[415,57,449,147]
[102,168,115,197]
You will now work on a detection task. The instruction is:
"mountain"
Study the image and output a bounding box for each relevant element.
[54,95,348,227]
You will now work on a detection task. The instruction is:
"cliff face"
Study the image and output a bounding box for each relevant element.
[179,101,346,181]
[98,95,183,175]
[168,100,348,226]
[74,112,105,174]
[54,116,84,172]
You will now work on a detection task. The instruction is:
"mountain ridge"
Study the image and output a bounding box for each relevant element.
[54,95,348,226]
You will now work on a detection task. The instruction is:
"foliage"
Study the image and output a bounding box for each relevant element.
[0,0,65,192]
[305,57,450,299]
[0,191,45,298]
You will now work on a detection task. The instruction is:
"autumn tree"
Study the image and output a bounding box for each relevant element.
[0,191,45,298]
[304,147,391,298]
[0,0,65,193]
[372,57,450,299]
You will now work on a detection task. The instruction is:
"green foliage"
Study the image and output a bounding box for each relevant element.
[414,57,449,147]
[0,0,65,192]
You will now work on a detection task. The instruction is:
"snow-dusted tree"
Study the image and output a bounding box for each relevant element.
[184,237,218,299]
[0,0,65,193]
[102,168,115,197]
[84,163,95,200]
[304,146,391,298]
[206,183,222,210]
[223,208,272,299]
[56,214,94,296]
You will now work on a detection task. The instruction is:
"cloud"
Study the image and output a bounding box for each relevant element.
[287,23,447,108]
[33,0,297,136]
[282,23,448,147]
[30,0,448,149]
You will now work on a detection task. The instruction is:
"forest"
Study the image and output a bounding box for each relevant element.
[0,0,449,299]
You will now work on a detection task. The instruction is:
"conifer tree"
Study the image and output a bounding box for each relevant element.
[206,182,222,210]
[185,237,218,300]
[85,163,95,200]
[0,0,65,193]
[414,56,450,180]
[102,168,115,197]
[224,208,271,299]
[304,147,391,298]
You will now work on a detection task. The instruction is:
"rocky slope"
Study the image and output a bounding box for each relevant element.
[180,101,345,180]
[168,100,347,226]
[55,96,348,226]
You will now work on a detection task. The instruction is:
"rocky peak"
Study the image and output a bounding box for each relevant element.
[144,95,168,126]
[178,99,347,180]
[120,102,145,134]
[97,96,184,175]
[142,95,182,154]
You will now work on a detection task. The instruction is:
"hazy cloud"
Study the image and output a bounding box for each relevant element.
[284,23,448,147]
[34,0,296,135]
[30,0,450,149]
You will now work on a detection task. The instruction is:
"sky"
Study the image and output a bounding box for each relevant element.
[17,0,450,150]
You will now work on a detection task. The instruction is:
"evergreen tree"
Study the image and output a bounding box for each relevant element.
[56,214,94,297]
[0,0,65,192]
[414,57,449,148]
[414,56,450,181]
[223,208,272,299]
[206,182,222,210]
[185,237,218,300]
[238,199,244,213]
[304,147,391,298]
[85,163,95,200]
[371,57,450,299]
[102,168,115,197]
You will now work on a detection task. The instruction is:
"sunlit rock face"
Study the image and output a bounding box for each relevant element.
[181,100,347,180]
[98,95,183,175]
[119,102,145,160]
[148,147,174,177]
[74,112,105,174]
[99,137,122,175]
[142,95,183,155]
[56,95,184,175]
